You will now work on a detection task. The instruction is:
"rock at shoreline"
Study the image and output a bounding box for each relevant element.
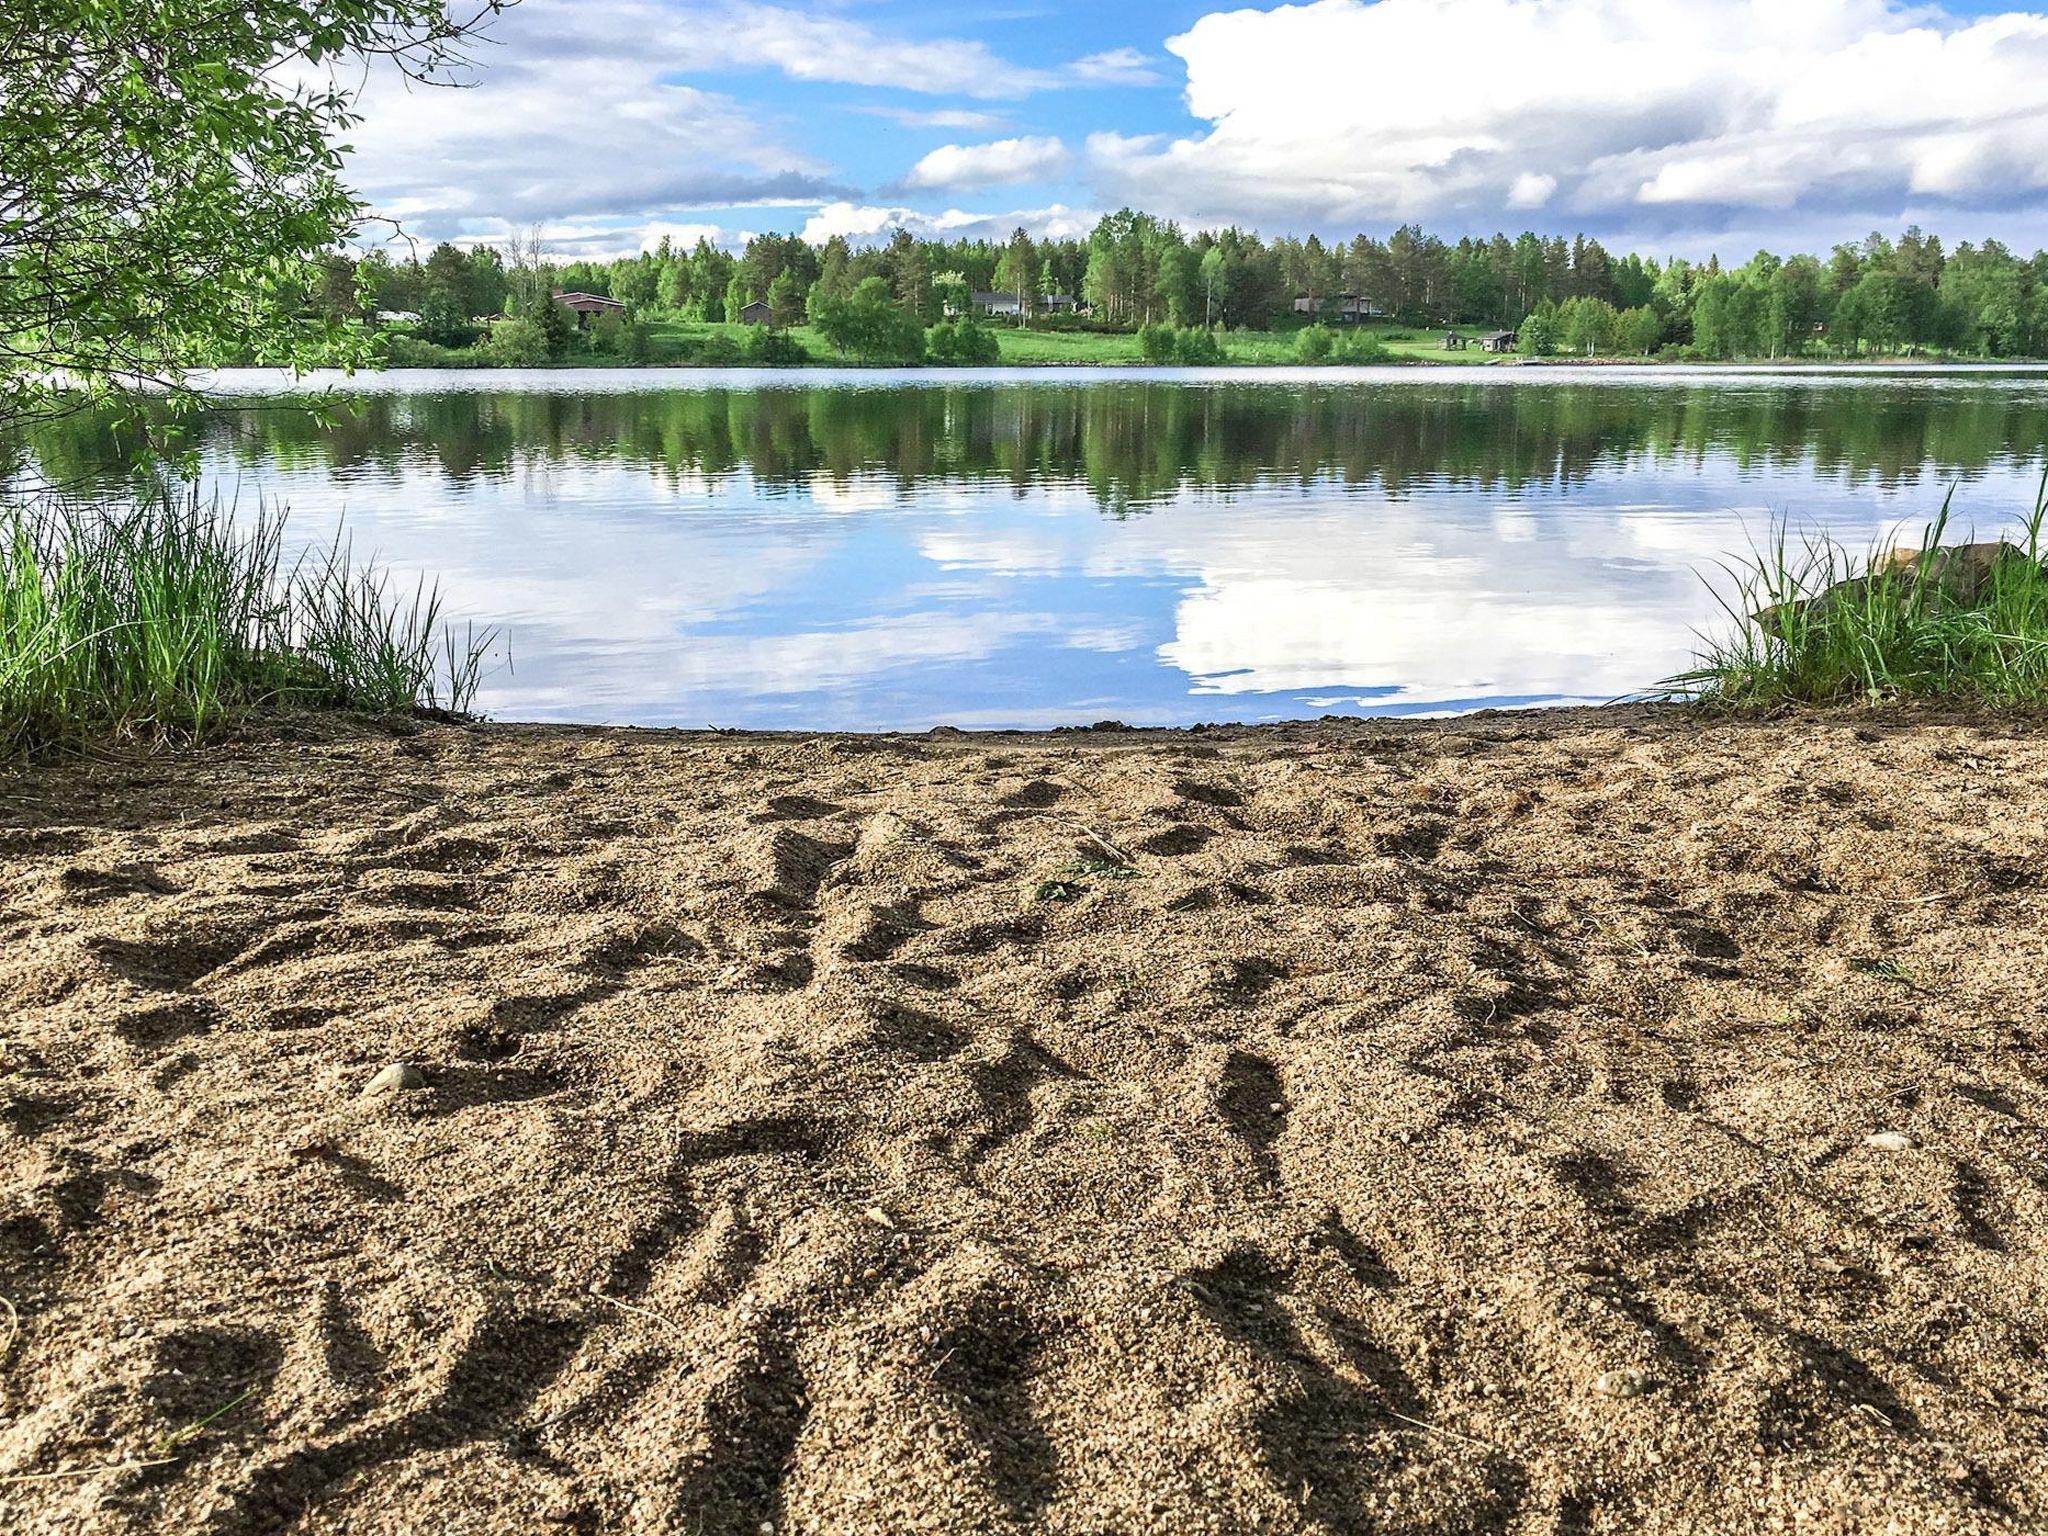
[1754,540,2042,630]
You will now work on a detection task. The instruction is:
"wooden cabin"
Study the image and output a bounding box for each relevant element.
[737,300,773,326]
[553,291,626,329]
[1481,329,1519,353]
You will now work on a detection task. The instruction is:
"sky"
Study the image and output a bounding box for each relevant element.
[337,0,2048,262]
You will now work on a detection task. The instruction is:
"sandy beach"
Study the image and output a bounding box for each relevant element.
[3,707,2046,1534]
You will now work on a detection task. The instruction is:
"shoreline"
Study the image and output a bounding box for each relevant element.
[214,355,2048,375]
[5,703,2046,1531]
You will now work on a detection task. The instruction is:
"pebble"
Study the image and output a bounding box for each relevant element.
[361,1062,427,1097]
[1592,1368,1650,1399]
[1865,1131,1918,1152]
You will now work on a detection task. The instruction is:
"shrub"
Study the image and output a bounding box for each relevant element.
[698,333,742,366]
[485,315,550,367]
[1334,330,1391,364]
[742,326,808,365]
[381,334,474,368]
[926,319,1001,365]
[1137,322,1177,364]
[1,494,494,753]
[1174,326,1224,365]
[1294,324,1335,363]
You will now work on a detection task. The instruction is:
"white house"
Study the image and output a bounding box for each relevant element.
[969,291,1023,318]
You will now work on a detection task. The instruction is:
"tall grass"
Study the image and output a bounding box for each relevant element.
[0,493,495,752]
[1672,469,2048,708]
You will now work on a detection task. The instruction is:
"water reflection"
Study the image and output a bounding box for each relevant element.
[16,371,2048,728]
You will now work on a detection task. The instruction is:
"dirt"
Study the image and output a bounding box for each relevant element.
[1,707,2046,1535]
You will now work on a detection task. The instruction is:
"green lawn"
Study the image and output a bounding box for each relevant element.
[441,315,1520,368]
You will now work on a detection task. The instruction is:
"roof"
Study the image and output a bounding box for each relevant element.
[1482,329,1517,340]
[553,290,625,309]
[970,291,1021,305]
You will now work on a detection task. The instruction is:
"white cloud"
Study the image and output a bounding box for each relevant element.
[333,0,1153,242]
[1066,47,1164,86]
[799,201,1098,245]
[860,106,1013,132]
[901,137,1072,193]
[1092,0,2048,244]
[701,3,1063,98]
[337,0,847,241]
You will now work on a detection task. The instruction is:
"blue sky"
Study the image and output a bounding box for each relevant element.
[343,0,2048,261]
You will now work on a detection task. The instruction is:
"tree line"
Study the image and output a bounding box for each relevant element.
[313,214,2048,364]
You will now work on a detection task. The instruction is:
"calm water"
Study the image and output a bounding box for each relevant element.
[20,366,2048,728]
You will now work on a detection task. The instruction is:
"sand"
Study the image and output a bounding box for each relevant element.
[1,707,2045,1534]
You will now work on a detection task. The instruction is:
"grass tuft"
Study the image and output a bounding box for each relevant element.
[1671,469,2048,709]
[1,492,496,753]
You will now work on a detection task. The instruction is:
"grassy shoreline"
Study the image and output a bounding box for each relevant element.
[0,496,494,754]
[378,316,2048,372]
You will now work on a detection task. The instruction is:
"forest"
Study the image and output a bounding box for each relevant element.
[310,213,2048,366]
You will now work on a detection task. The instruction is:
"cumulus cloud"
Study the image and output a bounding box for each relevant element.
[1092,0,2048,242]
[899,137,1073,193]
[799,202,1099,245]
[339,0,849,241]
[336,0,1155,242]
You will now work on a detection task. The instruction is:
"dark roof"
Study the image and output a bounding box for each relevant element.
[553,290,625,309]
[969,291,1020,305]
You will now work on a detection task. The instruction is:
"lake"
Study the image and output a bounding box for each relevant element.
[18,366,2048,729]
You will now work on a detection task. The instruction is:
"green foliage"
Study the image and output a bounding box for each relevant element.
[767,268,807,329]
[1673,474,2048,708]
[1332,329,1391,363]
[809,277,925,363]
[925,320,1001,366]
[3,1,496,429]
[741,326,808,365]
[534,294,573,359]
[485,316,550,367]
[0,494,494,753]
[1137,323,1178,364]
[1518,302,1557,356]
[1174,327,1224,365]
[698,333,742,366]
[1294,325,1335,363]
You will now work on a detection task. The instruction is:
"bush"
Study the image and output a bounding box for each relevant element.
[485,315,550,367]
[742,326,809,365]
[1294,324,1335,363]
[1,494,494,753]
[698,333,742,366]
[926,319,1001,365]
[1174,326,1224,365]
[1137,322,1177,364]
[381,334,475,368]
[1333,330,1391,364]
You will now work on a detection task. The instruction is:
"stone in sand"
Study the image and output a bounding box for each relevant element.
[1593,1369,1650,1399]
[361,1062,427,1097]
[1864,1130,1917,1152]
